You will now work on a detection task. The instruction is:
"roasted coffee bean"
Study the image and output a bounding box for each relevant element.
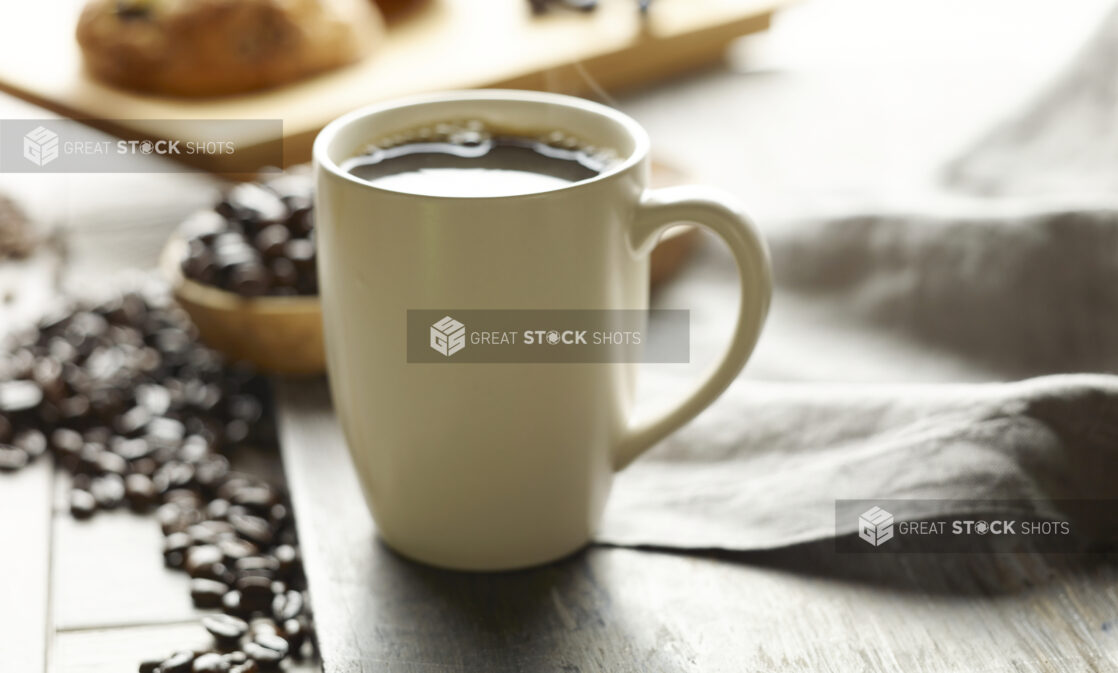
[91,473,126,508]
[195,456,230,489]
[147,416,186,447]
[229,485,276,511]
[163,488,203,509]
[222,589,249,617]
[69,489,96,519]
[51,427,83,452]
[0,444,29,471]
[13,428,47,459]
[267,258,297,288]
[113,437,153,460]
[205,562,235,585]
[179,210,227,241]
[223,651,248,666]
[242,642,284,670]
[179,435,211,463]
[157,502,200,534]
[234,556,279,578]
[188,520,236,545]
[76,443,104,475]
[130,456,159,476]
[283,239,314,272]
[58,395,91,422]
[115,405,153,435]
[160,650,196,673]
[273,545,299,576]
[280,618,308,656]
[125,473,159,511]
[138,657,163,673]
[203,614,249,650]
[229,512,272,545]
[228,263,271,298]
[267,503,288,525]
[153,328,193,359]
[0,414,10,442]
[272,590,303,621]
[206,498,231,520]
[191,652,230,673]
[286,205,313,236]
[227,395,263,424]
[248,618,279,639]
[235,576,274,612]
[252,225,290,259]
[155,461,196,493]
[136,383,172,415]
[252,632,289,658]
[90,384,129,421]
[218,183,287,225]
[218,537,257,563]
[224,419,250,445]
[212,246,257,278]
[84,426,113,446]
[96,449,128,475]
[216,476,252,501]
[190,578,229,609]
[32,357,65,401]
[229,661,258,673]
[185,545,225,578]
[0,379,42,413]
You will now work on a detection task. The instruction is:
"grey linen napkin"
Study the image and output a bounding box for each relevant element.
[601,10,1118,550]
[602,375,1118,549]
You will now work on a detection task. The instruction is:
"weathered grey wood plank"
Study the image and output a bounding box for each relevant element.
[51,622,212,673]
[51,622,322,673]
[277,379,1118,673]
[0,250,59,673]
[51,510,197,631]
[0,460,54,673]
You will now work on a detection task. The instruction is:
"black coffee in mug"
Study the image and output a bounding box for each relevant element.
[341,121,618,197]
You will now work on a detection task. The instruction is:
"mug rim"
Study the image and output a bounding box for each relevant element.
[313,89,651,201]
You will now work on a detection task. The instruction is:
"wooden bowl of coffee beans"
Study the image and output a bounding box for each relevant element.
[161,169,326,376]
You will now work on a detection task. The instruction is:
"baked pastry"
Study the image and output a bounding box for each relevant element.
[374,0,427,22]
[76,0,385,97]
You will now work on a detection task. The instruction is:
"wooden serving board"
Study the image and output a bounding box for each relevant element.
[274,379,1118,673]
[0,0,782,172]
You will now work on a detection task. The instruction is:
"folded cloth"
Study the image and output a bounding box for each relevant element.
[603,374,1118,549]
[602,7,1118,551]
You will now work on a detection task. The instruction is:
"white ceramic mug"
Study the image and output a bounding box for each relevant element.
[314,90,772,571]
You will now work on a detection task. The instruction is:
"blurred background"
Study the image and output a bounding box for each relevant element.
[0,0,1113,280]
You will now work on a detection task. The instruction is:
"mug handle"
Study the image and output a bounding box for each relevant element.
[615,185,773,470]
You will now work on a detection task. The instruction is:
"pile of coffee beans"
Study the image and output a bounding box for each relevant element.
[0,284,315,672]
[179,170,317,298]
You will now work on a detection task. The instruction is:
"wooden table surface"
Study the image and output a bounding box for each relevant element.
[276,379,1118,673]
[5,2,1118,669]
